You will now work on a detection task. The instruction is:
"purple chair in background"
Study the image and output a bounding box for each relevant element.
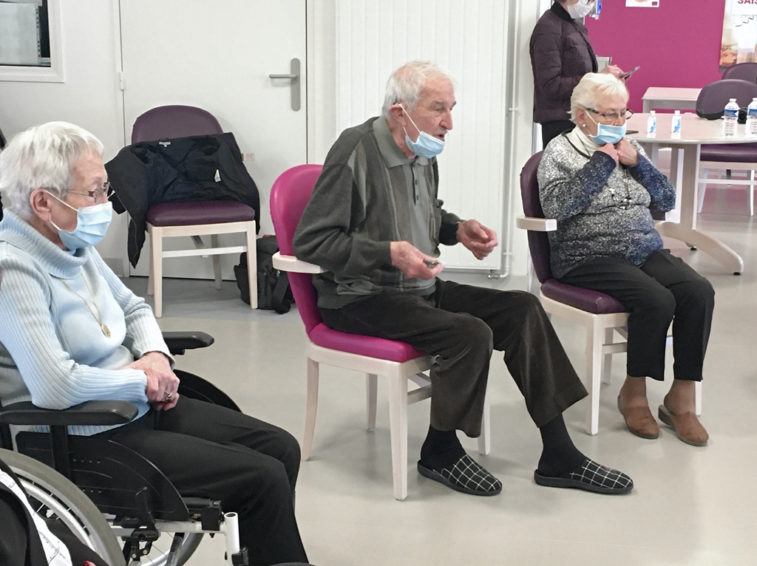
[517,152,700,435]
[130,105,257,316]
[721,62,757,82]
[269,164,490,500]
[695,79,757,216]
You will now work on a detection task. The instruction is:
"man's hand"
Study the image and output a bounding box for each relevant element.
[127,351,180,410]
[614,137,639,167]
[596,143,619,165]
[457,220,498,260]
[390,241,444,279]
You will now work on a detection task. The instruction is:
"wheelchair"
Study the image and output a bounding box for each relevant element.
[0,331,249,566]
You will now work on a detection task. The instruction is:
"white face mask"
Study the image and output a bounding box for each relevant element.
[566,0,595,20]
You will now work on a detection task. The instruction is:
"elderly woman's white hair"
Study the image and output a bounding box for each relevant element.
[0,121,103,219]
[381,61,455,118]
[569,73,629,122]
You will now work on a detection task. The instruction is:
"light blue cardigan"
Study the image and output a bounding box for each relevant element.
[0,209,171,435]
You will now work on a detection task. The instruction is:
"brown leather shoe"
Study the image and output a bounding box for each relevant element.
[617,396,659,439]
[658,405,709,446]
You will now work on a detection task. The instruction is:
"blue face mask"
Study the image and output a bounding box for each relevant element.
[47,191,113,251]
[401,105,445,158]
[586,112,627,145]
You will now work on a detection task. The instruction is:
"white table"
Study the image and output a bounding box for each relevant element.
[628,112,755,274]
[641,87,701,113]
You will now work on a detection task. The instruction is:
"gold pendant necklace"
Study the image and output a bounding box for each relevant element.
[60,276,111,337]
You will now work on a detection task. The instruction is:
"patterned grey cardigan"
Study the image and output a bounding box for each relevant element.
[537,134,676,278]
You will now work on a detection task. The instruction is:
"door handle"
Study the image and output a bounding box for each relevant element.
[268,58,301,111]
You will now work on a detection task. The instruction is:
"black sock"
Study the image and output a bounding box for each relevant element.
[420,425,465,470]
[537,414,586,476]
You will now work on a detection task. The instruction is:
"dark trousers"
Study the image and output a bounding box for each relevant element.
[541,119,575,147]
[559,250,715,381]
[321,280,587,435]
[95,397,308,566]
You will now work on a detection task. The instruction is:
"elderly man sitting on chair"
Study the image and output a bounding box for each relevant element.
[293,60,633,497]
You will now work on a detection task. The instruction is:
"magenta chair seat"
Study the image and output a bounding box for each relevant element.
[309,323,426,362]
[541,279,626,314]
[147,200,255,226]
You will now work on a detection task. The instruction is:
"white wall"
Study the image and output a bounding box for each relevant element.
[0,0,127,271]
[0,0,543,278]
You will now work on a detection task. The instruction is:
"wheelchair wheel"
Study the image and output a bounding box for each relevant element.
[123,531,203,566]
[1,447,125,566]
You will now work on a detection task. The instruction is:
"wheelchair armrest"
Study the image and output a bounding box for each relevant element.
[272,252,324,274]
[516,216,557,232]
[162,331,215,355]
[0,400,138,426]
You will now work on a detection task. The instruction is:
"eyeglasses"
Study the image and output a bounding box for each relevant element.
[584,107,634,121]
[67,182,111,202]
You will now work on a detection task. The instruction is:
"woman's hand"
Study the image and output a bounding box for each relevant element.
[596,143,619,165]
[615,138,639,167]
[128,351,180,410]
[457,220,498,260]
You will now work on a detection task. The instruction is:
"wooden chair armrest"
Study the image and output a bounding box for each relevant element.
[516,216,557,231]
[272,252,324,273]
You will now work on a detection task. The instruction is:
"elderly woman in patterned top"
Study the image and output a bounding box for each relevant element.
[537,73,714,447]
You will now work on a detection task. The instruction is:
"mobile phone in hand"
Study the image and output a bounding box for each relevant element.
[423,258,439,268]
[620,66,640,80]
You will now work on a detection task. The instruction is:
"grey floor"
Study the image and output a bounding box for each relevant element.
[126,185,757,566]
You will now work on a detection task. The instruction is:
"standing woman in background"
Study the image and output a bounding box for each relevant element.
[530,0,624,147]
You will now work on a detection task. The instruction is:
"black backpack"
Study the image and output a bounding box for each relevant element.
[234,235,293,313]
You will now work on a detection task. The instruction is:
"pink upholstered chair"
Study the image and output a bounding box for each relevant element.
[131,105,257,316]
[270,164,490,500]
[518,152,700,435]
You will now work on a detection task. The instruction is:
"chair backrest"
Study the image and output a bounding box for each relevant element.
[696,79,757,119]
[519,151,553,284]
[721,62,757,82]
[131,105,223,143]
[270,164,324,335]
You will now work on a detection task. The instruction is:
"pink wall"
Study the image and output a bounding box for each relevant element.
[585,0,726,112]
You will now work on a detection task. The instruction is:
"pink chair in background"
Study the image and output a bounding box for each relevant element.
[270,164,490,501]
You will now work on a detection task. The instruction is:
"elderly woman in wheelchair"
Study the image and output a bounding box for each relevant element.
[0,122,309,566]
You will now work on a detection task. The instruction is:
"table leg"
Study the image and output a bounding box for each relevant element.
[657,143,744,274]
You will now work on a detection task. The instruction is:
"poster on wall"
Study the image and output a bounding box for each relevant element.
[721,0,757,68]
[626,0,659,6]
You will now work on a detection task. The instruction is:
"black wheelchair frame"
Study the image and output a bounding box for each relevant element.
[0,331,249,566]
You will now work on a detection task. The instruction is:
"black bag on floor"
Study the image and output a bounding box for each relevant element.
[234,235,293,313]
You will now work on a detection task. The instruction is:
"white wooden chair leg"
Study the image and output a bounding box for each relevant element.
[302,357,319,461]
[601,327,614,385]
[366,373,378,431]
[750,170,755,216]
[211,234,222,290]
[477,391,491,456]
[388,373,409,501]
[586,324,602,435]
[152,227,163,318]
[245,223,258,308]
[147,228,155,296]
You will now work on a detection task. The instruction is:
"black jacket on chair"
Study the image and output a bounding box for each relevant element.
[106,132,260,266]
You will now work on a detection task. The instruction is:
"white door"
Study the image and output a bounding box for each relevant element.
[118,0,306,278]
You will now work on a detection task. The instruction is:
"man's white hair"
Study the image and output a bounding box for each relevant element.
[570,72,629,122]
[0,121,103,219]
[381,61,454,118]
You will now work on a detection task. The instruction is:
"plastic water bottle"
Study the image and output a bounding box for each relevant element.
[724,98,739,136]
[646,110,657,137]
[671,110,682,137]
[748,97,757,135]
